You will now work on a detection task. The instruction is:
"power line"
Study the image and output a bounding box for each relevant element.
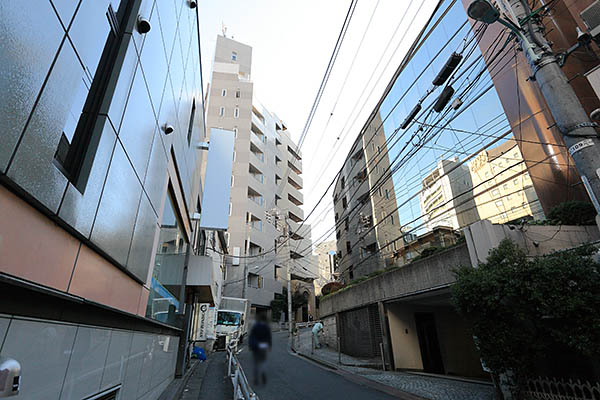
[297,0,358,150]
[308,0,382,158]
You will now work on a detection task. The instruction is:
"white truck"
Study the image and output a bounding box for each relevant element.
[215,297,250,349]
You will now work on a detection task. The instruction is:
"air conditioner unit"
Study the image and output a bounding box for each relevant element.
[580,0,600,39]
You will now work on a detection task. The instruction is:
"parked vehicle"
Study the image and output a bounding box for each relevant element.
[215,297,250,349]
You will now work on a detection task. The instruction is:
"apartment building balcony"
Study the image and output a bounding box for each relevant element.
[286,200,304,223]
[249,163,264,185]
[250,123,266,150]
[288,210,303,224]
[287,159,302,175]
[287,154,302,175]
[247,213,263,232]
[287,145,302,162]
[288,192,303,207]
[287,167,303,188]
[247,185,264,208]
[250,142,265,164]
[246,195,264,220]
[282,189,304,211]
[246,276,283,307]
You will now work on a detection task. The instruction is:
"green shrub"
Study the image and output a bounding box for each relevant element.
[452,239,600,395]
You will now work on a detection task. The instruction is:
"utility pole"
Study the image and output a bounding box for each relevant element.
[267,208,294,350]
[285,221,293,351]
[470,0,600,213]
[241,259,248,299]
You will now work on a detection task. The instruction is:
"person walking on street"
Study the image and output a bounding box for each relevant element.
[312,320,323,349]
[249,314,272,385]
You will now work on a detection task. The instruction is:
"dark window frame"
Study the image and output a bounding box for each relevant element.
[54,0,137,193]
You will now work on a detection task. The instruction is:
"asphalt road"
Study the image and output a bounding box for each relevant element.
[237,331,396,400]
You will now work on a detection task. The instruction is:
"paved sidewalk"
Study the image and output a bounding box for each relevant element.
[179,352,232,400]
[294,328,495,400]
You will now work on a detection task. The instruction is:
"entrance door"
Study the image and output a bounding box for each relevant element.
[414,313,445,374]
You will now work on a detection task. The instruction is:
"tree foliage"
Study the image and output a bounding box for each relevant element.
[547,200,596,225]
[452,239,600,393]
[269,287,308,322]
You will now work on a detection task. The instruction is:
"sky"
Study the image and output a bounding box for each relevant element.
[199,0,438,252]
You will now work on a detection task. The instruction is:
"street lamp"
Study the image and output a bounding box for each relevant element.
[467,0,500,24]
[466,0,541,64]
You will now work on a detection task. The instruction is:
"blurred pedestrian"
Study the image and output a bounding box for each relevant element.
[249,314,271,385]
[312,320,323,349]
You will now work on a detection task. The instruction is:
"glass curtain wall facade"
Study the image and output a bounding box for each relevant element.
[0,0,210,398]
[333,0,588,281]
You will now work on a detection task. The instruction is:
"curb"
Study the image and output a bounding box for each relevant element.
[296,351,339,370]
[158,360,200,400]
[295,351,428,400]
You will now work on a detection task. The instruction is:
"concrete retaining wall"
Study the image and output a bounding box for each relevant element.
[319,243,471,317]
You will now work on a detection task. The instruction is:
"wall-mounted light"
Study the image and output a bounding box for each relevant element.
[163,124,174,135]
[137,16,151,34]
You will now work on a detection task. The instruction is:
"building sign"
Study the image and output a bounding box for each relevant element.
[200,128,235,231]
[569,139,594,156]
[197,303,210,341]
[470,150,488,173]
[207,307,217,340]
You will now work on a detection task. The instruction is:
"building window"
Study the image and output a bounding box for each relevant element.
[513,179,519,185]
[229,203,232,216]
[341,176,345,189]
[146,189,187,325]
[53,1,131,193]
[233,127,238,137]
[234,107,239,118]
[346,241,352,254]
[348,265,354,280]
[342,197,347,209]
[232,51,237,61]
[495,200,504,208]
[236,89,241,98]
[221,88,227,97]
[344,218,349,231]
[390,215,394,225]
[492,189,500,196]
[187,99,196,146]
[232,151,236,161]
[219,107,225,117]
[385,189,390,200]
[231,176,234,187]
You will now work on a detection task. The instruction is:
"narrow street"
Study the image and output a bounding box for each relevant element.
[236,331,396,399]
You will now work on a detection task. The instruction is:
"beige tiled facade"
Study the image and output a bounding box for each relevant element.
[205,35,313,310]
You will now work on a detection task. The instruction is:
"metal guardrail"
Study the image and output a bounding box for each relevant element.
[226,340,258,400]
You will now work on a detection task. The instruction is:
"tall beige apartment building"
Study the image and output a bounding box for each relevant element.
[205,35,313,314]
[333,112,404,283]
[313,240,337,295]
[469,139,544,223]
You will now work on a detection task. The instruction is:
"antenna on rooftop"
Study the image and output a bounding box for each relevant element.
[222,22,227,37]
